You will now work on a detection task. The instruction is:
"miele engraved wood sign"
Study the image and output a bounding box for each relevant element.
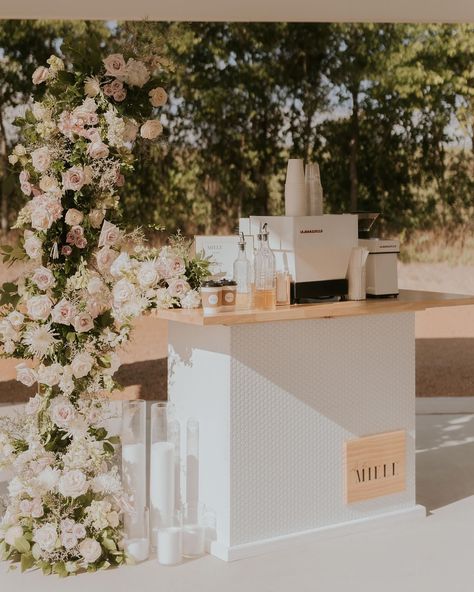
[345,430,406,503]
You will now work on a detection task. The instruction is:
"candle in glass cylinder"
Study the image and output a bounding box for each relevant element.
[150,441,175,536]
[157,526,182,565]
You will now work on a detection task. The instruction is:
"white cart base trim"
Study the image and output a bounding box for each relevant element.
[210,504,426,561]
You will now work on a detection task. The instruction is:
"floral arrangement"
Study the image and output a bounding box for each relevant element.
[0,50,209,576]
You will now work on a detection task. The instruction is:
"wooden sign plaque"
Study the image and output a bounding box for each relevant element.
[345,430,406,503]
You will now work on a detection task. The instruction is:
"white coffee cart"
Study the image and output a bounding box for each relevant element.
[157,290,474,561]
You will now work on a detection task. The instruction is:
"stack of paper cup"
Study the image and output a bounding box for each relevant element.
[285,159,306,217]
[347,247,369,301]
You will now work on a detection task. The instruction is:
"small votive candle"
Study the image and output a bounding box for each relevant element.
[125,538,150,563]
[157,526,182,566]
[182,524,206,558]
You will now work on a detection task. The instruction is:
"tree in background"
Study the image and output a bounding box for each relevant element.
[0,21,473,238]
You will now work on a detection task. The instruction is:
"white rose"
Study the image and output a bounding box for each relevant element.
[62,167,89,192]
[149,87,168,107]
[140,119,163,140]
[15,363,37,387]
[37,466,60,491]
[23,231,43,259]
[107,511,120,528]
[71,352,94,379]
[27,295,53,321]
[39,175,59,193]
[73,313,94,333]
[13,144,27,156]
[87,141,109,159]
[137,261,159,288]
[79,538,102,564]
[8,311,24,329]
[51,298,76,325]
[103,53,127,77]
[124,58,150,87]
[32,266,56,291]
[31,499,44,518]
[99,220,122,248]
[32,102,51,121]
[33,523,57,552]
[167,278,190,298]
[84,76,100,98]
[87,276,104,295]
[112,279,135,304]
[122,120,138,143]
[103,352,121,376]
[8,154,18,165]
[110,251,131,277]
[47,55,65,72]
[32,66,49,85]
[30,206,53,231]
[25,394,41,414]
[5,525,23,546]
[49,396,76,429]
[88,209,105,229]
[31,146,51,173]
[61,532,78,550]
[58,470,88,499]
[37,363,62,387]
[65,208,84,226]
[72,523,86,540]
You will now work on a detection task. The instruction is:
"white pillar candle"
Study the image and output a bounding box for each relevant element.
[150,442,175,537]
[157,527,182,565]
[182,524,205,557]
[125,537,149,563]
[122,443,146,531]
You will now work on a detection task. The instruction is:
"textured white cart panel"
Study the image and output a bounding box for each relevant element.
[168,313,416,557]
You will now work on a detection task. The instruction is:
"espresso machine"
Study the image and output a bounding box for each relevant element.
[240,214,358,302]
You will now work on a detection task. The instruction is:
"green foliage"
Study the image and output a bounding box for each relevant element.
[0,22,473,238]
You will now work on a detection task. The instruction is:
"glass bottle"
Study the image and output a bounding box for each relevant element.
[233,233,251,310]
[254,223,276,310]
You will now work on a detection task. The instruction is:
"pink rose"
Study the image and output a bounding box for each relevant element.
[149,87,168,108]
[88,209,105,229]
[19,170,29,184]
[110,79,123,93]
[167,278,190,298]
[51,298,76,325]
[87,141,109,159]
[96,247,118,273]
[104,84,114,97]
[71,225,84,239]
[103,53,127,77]
[31,499,44,518]
[73,313,94,333]
[98,220,121,248]
[20,181,32,196]
[49,396,76,429]
[115,172,125,187]
[66,231,75,245]
[61,245,72,256]
[19,499,33,515]
[32,66,49,85]
[140,120,163,140]
[31,147,51,173]
[76,237,88,249]
[113,89,127,102]
[61,532,78,550]
[62,167,89,192]
[122,120,138,142]
[65,208,84,226]
[30,207,54,231]
[32,266,56,291]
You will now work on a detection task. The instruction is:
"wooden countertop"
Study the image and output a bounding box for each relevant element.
[155,290,474,326]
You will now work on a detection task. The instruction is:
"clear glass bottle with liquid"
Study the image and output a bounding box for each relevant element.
[233,233,252,310]
[254,223,276,310]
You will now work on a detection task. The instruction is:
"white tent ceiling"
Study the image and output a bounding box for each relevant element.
[1,0,474,22]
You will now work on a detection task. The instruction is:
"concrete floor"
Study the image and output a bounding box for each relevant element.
[1,412,474,591]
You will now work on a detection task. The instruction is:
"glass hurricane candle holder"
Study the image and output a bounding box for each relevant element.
[182,502,206,558]
[125,507,150,563]
[121,400,147,540]
[150,402,176,544]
